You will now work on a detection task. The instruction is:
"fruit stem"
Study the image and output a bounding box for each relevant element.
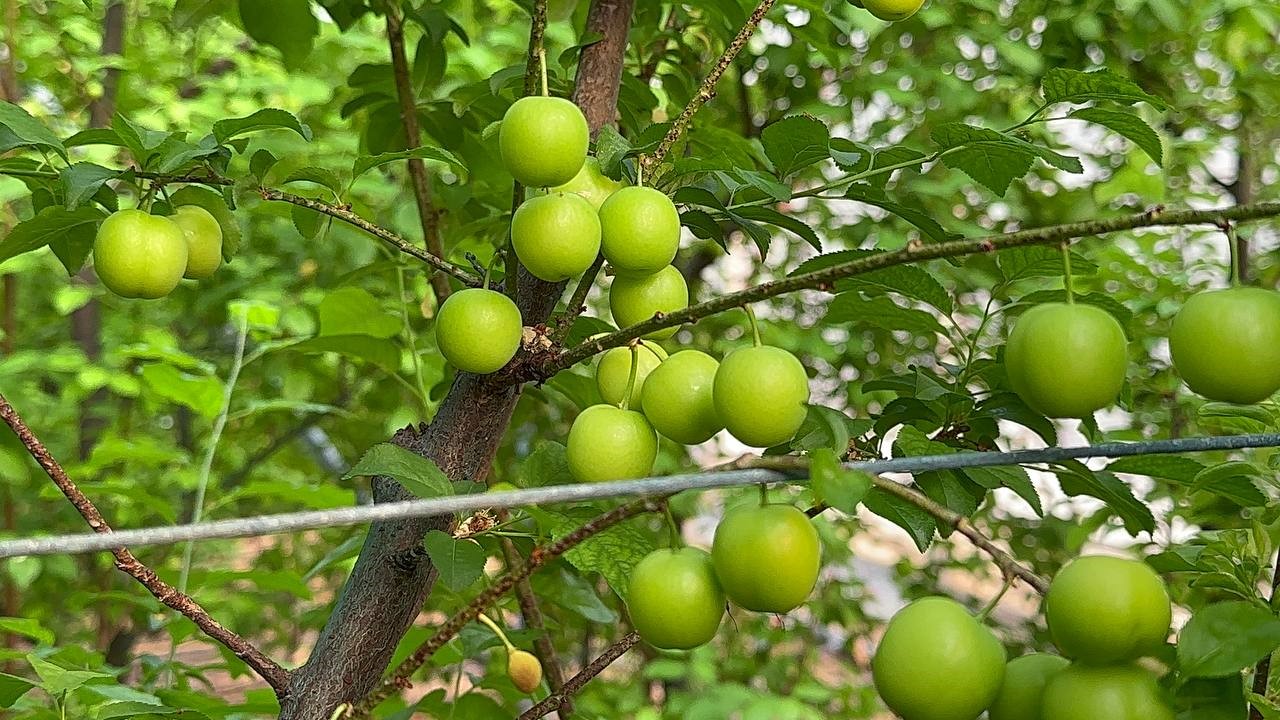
[619,343,641,411]
[758,483,768,506]
[1060,243,1076,304]
[140,182,158,213]
[636,162,644,188]
[663,503,683,548]
[539,47,549,97]
[478,612,517,654]
[483,252,502,291]
[977,575,1016,621]
[743,304,762,347]
[1224,222,1242,287]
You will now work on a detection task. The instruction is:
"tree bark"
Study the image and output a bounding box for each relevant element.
[278,4,635,716]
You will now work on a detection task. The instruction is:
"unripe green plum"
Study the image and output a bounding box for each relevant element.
[595,341,667,407]
[598,186,681,276]
[1004,302,1128,418]
[1169,287,1280,404]
[988,653,1069,720]
[872,597,1007,720]
[860,0,926,21]
[609,265,688,340]
[93,209,189,299]
[171,205,223,280]
[1041,664,1172,720]
[499,96,589,188]
[566,404,657,482]
[547,157,624,210]
[512,193,601,282]
[435,288,523,375]
[1044,555,1171,664]
[627,547,725,650]
[713,345,809,447]
[712,503,820,613]
[640,350,723,444]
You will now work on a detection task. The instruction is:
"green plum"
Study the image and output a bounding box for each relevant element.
[1169,287,1280,404]
[627,547,725,650]
[598,186,681,276]
[512,192,601,282]
[546,157,624,209]
[434,288,524,375]
[1041,664,1172,720]
[1005,302,1128,418]
[711,503,820,613]
[171,205,223,280]
[498,96,588,188]
[640,350,723,444]
[609,265,689,340]
[1044,556,1171,664]
[595,341,668,407]
[988,653,1070,720]
[860,0,926,21]
[566,404,657,482]
[872,597,1007,720]
[713,345,809,447]
[93,209,189,299]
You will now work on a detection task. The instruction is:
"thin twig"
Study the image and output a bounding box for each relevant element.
[499,531,571,715]
[350,498,664,716]
[545,202,1280,373]
[384,2,452,302]
[516,633,641,720]
[1250,556,1280,719]
[550,254,605,343]
[642,0,777,170]
[0,393,292,695]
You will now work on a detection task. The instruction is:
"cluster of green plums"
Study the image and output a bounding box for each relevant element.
[566,335,810,482]
[1006,290,1280,418]
[625,501,821,650]
[92,206,224,298]
[873,555,1174,720]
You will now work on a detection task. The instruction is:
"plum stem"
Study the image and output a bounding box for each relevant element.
[619,344,640,411]
[478,612,517,653]
[743,304,762,346]
[977,575,1016,622]
[539,48,549,97]
[1060,244,1076,304]
[663,503,683,548]
[1224,222,1242,287]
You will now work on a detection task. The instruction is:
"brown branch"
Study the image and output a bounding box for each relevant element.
[538,201,1280,375]
[499,530,570,715]
[1250,556,1280,719]
[516,632,641,720]
[572,0,635,137]
[384,3,452,304]
[642,0,777,170]
[505,0,549,301]
[350,498,663,716]
[550,253,605,342]
[0,393,292,695]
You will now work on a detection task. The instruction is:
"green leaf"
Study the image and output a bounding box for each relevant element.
[27,656,112,696]
[1177,677,1248,720]
[1192,462,1267,507]
[1071,107,1164,166]
[849,263,954,314]
[962,464,1043,516]
[237,0,318,67]
[761,114,829,177]
[520,441,573,487]
[317,287,402,338]
[60,162,120,211]
[844,183,959,243]
[0,674,33,708]
[1053,460,1155,534]
[997,245,1098,282]
[344,443,453,499]
[0,617,53,646]
[863,487,937,551]
[731,206,821,250]
[111,114,168,164]
[809,448,872,513]
[64,128,127,149]
[594,125,630,179]
[422,531,487,591]
[290,334,401,372]
[1107,455,1206,483]
[1012,290,1133,329]
[825,293,947,336]
[932,123,1035,197]
[1197,403,1276,436]
[283,167,345,197]
[0,206,105,272]
[1178,601,1280,678]
[536,507,655,600]
[140,364,224,419]
[352,146,467,180]
[0,102,66,158]
[1041,68,1167,109]
[213,108,313,144]
[791,404,870,454]
[173,0,233,29]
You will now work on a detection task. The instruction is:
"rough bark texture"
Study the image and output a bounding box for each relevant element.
[278,5,635,715]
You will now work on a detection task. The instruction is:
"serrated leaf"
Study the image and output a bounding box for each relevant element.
[344,443,452,499]
[27,656,112,696]
[282,167,344,197]
[542,508,654,600]
[64,127,127,148]
[681,209,724,247]
[237,0,318,68]
[1107,455,1206,483]
[1178,601,1280,678]
[0,206,104,271]
[863,487,937,551]
[844,183,958,243]
[732,205,820,250]
[422,531,487,591]
[761,115,829,177]
[352,146,467,180]
[1053,460,1155,534]
[213,108,313,143]
[810,448,872,513]
[997,245,1098,282]
[60,162,119,211]
[0,102,66,158]
[1041,68,1167,109]
[520,441,572,487]
[825,292,947,336]
[317,287,402,338]
[932,123,1035,196]
[1071,107,1164,166]
[963,464,1043,516]
[594,126,630,179]
[1192,462,1267,507]
[829,138,868,172]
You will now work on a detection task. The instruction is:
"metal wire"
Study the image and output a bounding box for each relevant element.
[3,432,1278,559]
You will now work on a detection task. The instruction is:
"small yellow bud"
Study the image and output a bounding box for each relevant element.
[507,649,543,693]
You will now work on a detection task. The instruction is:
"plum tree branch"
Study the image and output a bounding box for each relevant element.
[499,530,571,714]
[642,0,777,170]
[0,393,292,695]
[349,498,664,717]
[541,201,1280,374]
[505,0,549,300]
[516,632,641,719]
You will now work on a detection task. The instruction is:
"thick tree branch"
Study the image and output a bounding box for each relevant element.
[535,202,1280,375]
[0,394,291,695]
[350,498,663,716]
[516,633,641,720]
[642,0,777,170]
[384,3,452,303]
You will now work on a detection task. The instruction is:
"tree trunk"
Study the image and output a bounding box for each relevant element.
[278,3,635,717]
